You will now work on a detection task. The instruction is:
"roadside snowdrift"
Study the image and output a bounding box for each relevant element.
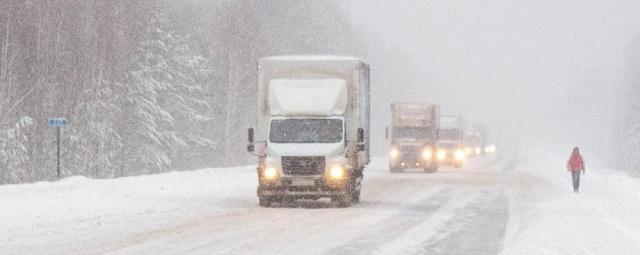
[502,146,640,254]
[1,166,257,253]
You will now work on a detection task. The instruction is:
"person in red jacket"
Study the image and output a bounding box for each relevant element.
[567,147,585,192]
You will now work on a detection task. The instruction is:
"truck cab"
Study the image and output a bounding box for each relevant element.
[387,103,440,173]
[248,56,370,208]
[437,115,467,168]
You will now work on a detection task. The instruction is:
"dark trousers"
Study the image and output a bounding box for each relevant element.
[571,171,581,191]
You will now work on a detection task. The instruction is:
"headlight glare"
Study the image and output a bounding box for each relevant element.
[389,148,399,158]
[263,166,278,179]
[422,149,433,160]
[436,150,446,160]
[329,165,346,179]
[455,150,466,161]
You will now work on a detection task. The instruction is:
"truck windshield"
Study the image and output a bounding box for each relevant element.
[393,127,432,139]
[439,129,461,140]
[270,119,343,143]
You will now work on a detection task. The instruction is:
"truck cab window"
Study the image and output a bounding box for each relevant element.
[393,127,432,139]
[270,119,343,143]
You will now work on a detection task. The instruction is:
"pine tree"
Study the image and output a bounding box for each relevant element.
[118,12,213,175]
[0,117,34,183]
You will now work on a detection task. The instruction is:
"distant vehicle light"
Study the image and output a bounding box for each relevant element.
[436,150,447,161]
[475,147,482,155]
[454,150,466,161]
[465,147,473,155]
[390,148,399,158]
[422,149,433,160]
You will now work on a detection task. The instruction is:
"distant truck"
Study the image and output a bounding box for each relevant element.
[437,115,467,168]
[387,103,440,173]
[248,56,370,208]
[465,125,487,157]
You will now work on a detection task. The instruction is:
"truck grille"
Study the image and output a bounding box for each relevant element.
[281,156,325,175]
[400,146,420,158]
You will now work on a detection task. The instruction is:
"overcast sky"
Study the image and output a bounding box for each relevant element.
[347,0,640,165]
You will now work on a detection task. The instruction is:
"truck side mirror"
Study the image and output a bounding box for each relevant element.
[357,128,365,143]
[248,128,254,143]
[247,128,255,152]
[385,127,389,139]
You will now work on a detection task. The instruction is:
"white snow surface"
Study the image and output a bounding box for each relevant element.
[1,149,639,254]
[501,146,640,255]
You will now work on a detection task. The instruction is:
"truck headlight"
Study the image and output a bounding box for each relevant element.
[263,167,278,179]
[329,165,346,179]
[422,148,433,160]
[454,150,466,161]
[389,148,399,158]
[465,147,473,155]
[436,150,446,161]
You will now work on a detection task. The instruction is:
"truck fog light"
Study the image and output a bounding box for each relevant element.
[436,150,446,161]
[454,150,466,161]
[263,167,278,179]
[329,165,346,179]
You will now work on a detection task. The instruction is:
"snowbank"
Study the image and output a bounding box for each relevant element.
[0,166,257,252]
[501,146,640,254]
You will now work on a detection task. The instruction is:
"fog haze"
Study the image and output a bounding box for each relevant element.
[349,0,640,166]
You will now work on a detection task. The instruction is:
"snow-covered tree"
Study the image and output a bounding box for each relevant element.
[0,117,34,183]
[117,12,213,175]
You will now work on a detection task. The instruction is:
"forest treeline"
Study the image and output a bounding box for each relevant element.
[0,0,364,184]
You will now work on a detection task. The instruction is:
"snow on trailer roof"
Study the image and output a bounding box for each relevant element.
[260,55,363,62]
[440,115,464,128]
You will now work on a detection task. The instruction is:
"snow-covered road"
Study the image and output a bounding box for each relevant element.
[3,151,640,255]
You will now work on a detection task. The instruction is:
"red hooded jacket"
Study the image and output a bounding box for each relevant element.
[567,152,585,172]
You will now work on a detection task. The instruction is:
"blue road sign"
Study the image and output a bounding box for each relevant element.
[48,118,68,128]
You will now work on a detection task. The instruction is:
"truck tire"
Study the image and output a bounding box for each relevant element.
[352,190,361,203]
[258,196,272,207]
[423,166,436,173]
[351,168,363,203]
[334,194,352,207]
[333,185,354,207]
[390,166,403,173]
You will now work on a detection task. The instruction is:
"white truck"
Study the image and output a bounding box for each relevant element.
[437,115,467,168]
[247,56,370,207]
[386,103,440,173]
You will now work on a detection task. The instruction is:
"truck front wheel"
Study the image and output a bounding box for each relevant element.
[333,194,352,207]
[258,196,272,207]
[423,164,438,173]
[390,166,403,173]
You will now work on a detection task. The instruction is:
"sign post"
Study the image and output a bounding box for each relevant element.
[48,118,67,178]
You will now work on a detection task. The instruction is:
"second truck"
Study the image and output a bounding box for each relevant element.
[387,103,440,173]
[437,115,467,168]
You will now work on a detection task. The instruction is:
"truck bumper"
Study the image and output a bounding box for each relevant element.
[438,160,463,167]
[390,157,437,169]
[257,184,349,199]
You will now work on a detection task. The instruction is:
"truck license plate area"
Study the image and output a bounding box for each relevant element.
[291,178,315,186]
[282,156,325,175]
